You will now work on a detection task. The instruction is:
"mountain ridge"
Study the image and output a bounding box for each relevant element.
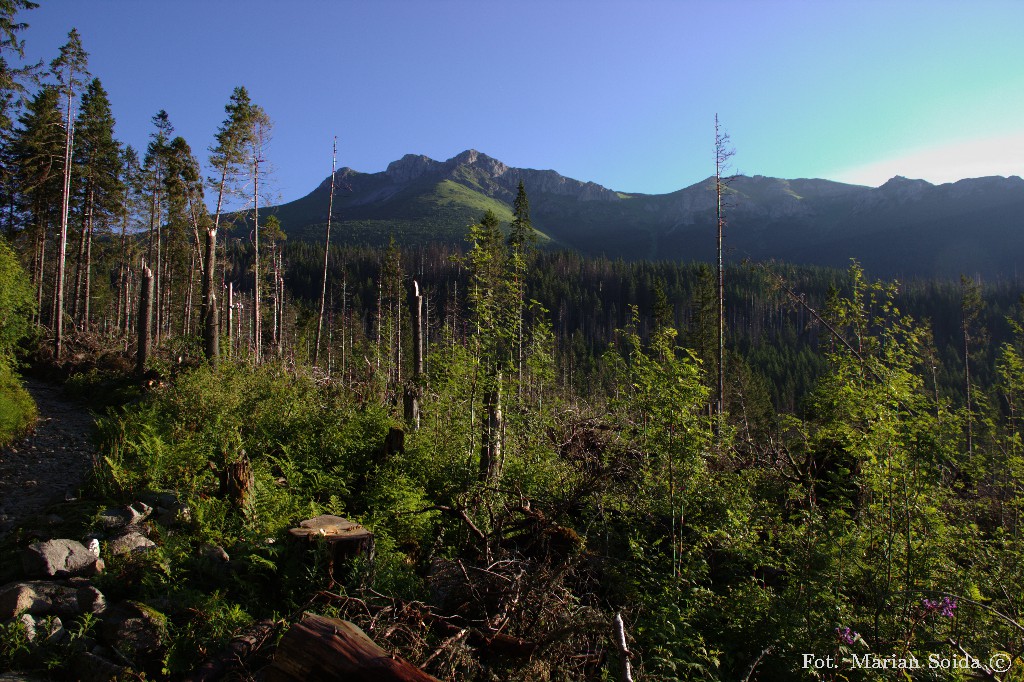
[268,149,1024,279]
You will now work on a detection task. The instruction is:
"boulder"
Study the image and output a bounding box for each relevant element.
[0,581,105,619]
[22,539,103,578]
[96,502,152,531]
[196,543,233,578]
[137,490,179,509]
[107,527,156,556]
[16,613,35,642]
[73,651,126,682]
[28,614,68,645]
[155,501,191,526]
[100,600,168,666]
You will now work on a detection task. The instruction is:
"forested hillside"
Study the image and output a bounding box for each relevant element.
[2,6,1024,681]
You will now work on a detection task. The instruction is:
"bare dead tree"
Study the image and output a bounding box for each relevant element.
[714,114,734,435]
[247,106,272,363]
[313,136,337,369]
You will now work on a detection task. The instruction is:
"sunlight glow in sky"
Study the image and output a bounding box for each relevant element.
[18,1,1024,202]
[833,131,1024,186]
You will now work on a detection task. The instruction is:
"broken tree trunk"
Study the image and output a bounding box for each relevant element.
[613,612,634,682]
[202,225,219,365]
[136,265,153,376]
[265,614,439,682]
[403,280,424,430]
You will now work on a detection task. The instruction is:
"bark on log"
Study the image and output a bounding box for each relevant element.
[264,614,439,682]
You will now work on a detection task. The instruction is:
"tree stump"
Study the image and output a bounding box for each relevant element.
[289,515,374,578]
[265,613,439,682]
[384,426,405,456]
[220,451,254,510]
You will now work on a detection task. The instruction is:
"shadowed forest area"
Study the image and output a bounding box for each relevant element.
[2,5,1024,681]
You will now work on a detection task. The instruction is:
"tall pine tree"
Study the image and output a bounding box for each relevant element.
[507,180,535,392]
[70,77,121,328]
[142,110,172,343]
[205,86,253,363]
[12,86,61,323]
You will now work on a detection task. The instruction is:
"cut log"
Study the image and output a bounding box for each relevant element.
[264,614,439,682]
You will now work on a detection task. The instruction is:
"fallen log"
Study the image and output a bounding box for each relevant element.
[315,590,571,659]
[264,613,439,682]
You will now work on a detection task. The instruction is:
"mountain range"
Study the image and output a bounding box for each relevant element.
[265,149,1024,279]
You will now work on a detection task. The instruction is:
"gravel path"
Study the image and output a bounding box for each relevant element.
[0,378,96,534]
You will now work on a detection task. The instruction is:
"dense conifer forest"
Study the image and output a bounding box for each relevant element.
[2,6,1024,681]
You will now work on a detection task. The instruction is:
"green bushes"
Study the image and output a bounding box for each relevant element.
[0,362,35,445]
[65,265,1024,679]
[96,361,394,534]
[0,236,36,446]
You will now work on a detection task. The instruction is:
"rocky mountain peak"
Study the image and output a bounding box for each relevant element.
[446,149,509,178]
[385,154,441,183]
[879,175,933,201]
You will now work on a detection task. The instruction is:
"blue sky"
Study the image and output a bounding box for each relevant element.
[19,0,1024,204]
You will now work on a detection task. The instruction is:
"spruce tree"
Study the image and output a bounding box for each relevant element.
[70,77,121,328]
[163,135,206,337]
[0,0,39,235]
[507,180,535,391]
[12,85,62,322]
[0,0,37,133]
[142,110,172,343]
[466,209,510,482]
[205,86,253,364]
[115,144,142,338]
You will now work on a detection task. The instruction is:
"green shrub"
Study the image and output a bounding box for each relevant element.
[0,362,35,446]
[0,236,34,361]
[0,236,36,447]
